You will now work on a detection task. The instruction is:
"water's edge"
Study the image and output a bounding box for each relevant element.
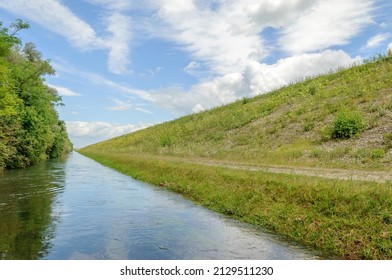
[0,152,319,260]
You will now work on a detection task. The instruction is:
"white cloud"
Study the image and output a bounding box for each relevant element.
[151,0,374,74]
[365,33,391,49]
[66,121,151,147]
[149,49,359,115]
[0,0,133,74]
[244,49,360,95]
[26,1,376,120]
[47,84,81,97]
[0,0,101,50]
[184,61,201,74]
[84,0,132,10]
[53,48,359,117]
[138,0,374,115]
[279,0,374,54]
[84,72,155,102]
[145,73,245,115]
[388,43,392,53]
[52,62,154,102]
[246,0,316,28]
[192,104,205,114]
[107,98,152,114]
[135,107,153,114]
[104,12,132,74]
[153,0,266,74]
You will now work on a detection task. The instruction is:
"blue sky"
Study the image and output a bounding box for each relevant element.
[0,0,391,148]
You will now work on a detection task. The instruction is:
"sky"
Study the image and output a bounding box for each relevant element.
[0,0,391,148]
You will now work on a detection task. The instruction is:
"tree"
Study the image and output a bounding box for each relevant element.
[0,20,72,171]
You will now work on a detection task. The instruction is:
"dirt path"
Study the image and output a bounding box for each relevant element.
[168,157,392,183]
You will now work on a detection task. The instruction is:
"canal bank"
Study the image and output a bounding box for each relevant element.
[78,150,392,260]
[0,152,317,260]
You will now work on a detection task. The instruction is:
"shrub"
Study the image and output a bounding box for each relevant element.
[242,96,250,104]
[331,111,366,139]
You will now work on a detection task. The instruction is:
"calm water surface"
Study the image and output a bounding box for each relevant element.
[0,152,319,260]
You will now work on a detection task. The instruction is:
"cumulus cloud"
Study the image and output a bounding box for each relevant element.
[192,104,205,114]
[2,1,381,149]
[244,49,359,94]
[247,0,316,28]
[53,49,360,117]
[148,49,359,115]
[66,121,151,147]
[124,0,372,115]
[153,0,265,74]
[151,0,373,75]
[279,0,374,54]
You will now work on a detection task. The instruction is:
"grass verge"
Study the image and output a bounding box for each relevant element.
[78,149,392,259]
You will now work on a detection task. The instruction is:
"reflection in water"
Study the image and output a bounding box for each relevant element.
[0,152,319,260]
[0,157,67,259]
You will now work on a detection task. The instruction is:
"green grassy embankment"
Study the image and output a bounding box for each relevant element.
[79,55,392,259]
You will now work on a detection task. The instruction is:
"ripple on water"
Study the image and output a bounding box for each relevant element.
[1,152,320,260]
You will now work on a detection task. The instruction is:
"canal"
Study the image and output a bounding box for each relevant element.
[0,152,318,260]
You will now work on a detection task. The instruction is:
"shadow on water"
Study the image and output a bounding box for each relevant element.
[0,155,68,259]
[0,152,320,260]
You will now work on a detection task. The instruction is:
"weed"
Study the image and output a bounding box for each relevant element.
[374,106,386,117]
[304,122,315,132]
[308,85,317,96]
[371,149,385,159]
[160,136,174,147]
[242,96,250,104]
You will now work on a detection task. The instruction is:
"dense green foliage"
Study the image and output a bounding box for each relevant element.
[331,111,366,139]
[0,20,72,171]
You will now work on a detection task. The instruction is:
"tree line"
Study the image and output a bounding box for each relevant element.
[0,20,72,171]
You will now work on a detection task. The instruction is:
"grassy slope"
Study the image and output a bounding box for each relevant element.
[80,56,392,259]
[83,55,392,170]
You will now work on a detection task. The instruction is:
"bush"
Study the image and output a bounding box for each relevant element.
[242,96,250,104]
[331,111,366,139]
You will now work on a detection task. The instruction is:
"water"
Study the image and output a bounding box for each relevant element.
[0,152,318,260]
